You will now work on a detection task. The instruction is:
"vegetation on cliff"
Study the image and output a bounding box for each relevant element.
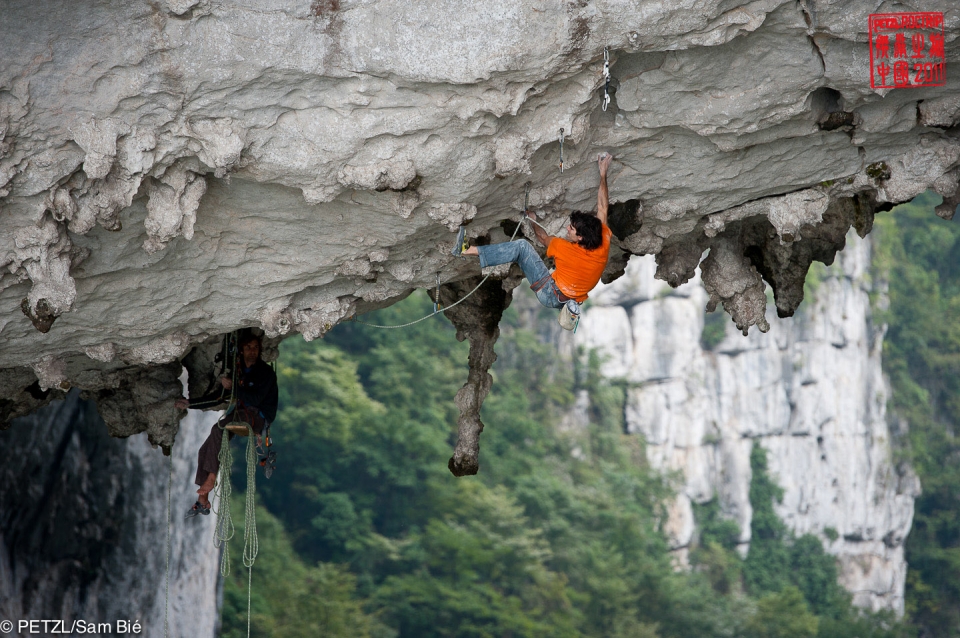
[220,289,913,636]
[873,192,960,638]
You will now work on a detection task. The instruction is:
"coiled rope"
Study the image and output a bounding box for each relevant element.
[242,428,259,569]
[213,430,235,575]
[211,421,260,636]
[212,342,240,575]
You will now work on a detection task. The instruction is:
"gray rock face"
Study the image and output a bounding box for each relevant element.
[577,231,919,613]
[1,0,959,446]
[0,390,220,638]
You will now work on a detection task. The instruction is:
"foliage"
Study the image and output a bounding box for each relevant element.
[873,191,960,637]
[694,498,741,553]
[220,287,916,637]
[372,480,579,638]
[255,303,465,569]
[702,443,910,637]
[743,586,819,638]
[691,499,742,594]
[220,494,388,638]
[692,539,742,596]
[740,444,849,617]
[802,260,837,303]
[701,310,727,350]
[743,443,790,595]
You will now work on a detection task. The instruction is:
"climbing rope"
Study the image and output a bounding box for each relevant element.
[212,341,240,575]
[349,274,505,329]
[164,451,173,638]
[211,422,259,632]
[242,427,259,569]
[242,425,258,638]
[602,47,611,111]
[246,564,253,638]
[213,429,235,575]
[350,187,535,330]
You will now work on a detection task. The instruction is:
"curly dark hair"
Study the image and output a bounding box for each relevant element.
[238,332,262,349]
[569,211,603,250]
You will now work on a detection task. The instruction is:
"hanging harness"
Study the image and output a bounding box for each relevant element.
[214,332,277,474]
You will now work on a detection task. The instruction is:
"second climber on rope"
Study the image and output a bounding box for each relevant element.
[175,332,278,519]
[454,152,614,330]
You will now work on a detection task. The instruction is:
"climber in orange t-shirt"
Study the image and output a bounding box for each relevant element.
[458,153,613,330]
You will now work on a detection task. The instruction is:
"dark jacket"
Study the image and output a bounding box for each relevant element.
[188,359,279,422]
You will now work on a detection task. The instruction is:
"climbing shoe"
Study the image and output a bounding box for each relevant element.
[558,299,580,331]
[184,501,211,519]
[451,225,468,257]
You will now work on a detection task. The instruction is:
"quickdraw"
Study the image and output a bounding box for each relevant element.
[257,425,276,479]
[433,271,442,313]
[602,47,611,111]
[522,180,550,234]
[558,128,565,172]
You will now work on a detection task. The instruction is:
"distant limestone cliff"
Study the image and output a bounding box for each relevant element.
[579,230,918,613]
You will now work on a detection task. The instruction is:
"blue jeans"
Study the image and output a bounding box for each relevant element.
[476,240,563,309]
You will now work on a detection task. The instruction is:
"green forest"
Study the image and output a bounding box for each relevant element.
[874,192,960,638]
[218,194,957,638]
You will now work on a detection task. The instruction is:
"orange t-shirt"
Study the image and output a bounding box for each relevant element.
[547,224,612,302]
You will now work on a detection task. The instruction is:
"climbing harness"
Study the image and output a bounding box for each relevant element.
[558,128,565,172]
[214,334,279,475]
[602,47,611,111]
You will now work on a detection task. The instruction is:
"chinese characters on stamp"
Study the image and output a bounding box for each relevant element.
[870,12,945,89]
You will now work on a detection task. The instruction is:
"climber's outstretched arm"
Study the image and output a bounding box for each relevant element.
[526,210,552,247]
[597,152,612,226]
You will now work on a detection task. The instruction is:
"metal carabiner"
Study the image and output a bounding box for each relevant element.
[559,128,565,172]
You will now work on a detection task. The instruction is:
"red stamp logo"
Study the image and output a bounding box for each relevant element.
[869,12,945,89]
